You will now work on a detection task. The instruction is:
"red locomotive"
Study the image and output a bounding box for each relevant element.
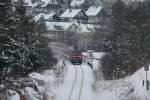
[70,50,83,65]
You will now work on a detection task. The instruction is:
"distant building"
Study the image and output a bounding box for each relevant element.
[14,0,35,15]
[70,0,90,10]
[33,0,61,15]
[86,6,106,24]
[46,21,96,49]
[75,23,96,51]
[60,9,88,23]
[46,22,78,42]
[41,3,62,14]
[33,13,61,22]
[25,5,34,15]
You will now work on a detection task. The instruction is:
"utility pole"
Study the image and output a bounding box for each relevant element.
[144,61,149,91]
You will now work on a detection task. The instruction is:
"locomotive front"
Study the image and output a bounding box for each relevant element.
[70,50,83,65]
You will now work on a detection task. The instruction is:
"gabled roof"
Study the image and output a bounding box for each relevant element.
[41,0,58,7]
[60,9,82,18]
[46,22,96,33]
[46,22,77,31]
[23,0,58,7]
[70,0,86,7]
[33,13,57,22]
[86,6,103,16]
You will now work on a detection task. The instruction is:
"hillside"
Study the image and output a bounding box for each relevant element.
[94,66,150,100]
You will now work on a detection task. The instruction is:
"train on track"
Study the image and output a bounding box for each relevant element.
[70,50,83,65]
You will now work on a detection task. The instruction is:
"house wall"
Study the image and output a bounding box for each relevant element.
[88,16,104,24]
[26,6,34,15]
[61,11,88,23]
[74,11,88,23]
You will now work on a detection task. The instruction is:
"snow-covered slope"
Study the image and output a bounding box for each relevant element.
[94,66,150,100]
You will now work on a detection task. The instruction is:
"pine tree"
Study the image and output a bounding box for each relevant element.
[0,0,56,87]
[102,0,150,79]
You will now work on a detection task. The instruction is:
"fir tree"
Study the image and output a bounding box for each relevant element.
[102,0,150,79]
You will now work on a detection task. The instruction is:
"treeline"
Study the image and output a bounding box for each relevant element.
[0,0,57,87]
[102,0,150,79]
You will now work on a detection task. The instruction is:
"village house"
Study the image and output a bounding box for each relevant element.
[34,13,61,22]
[46,22,78,43]
[14,0,36,15]
[33,0,61,15]
[70,0,90,10]
[60,9,88,23]
[45,21,96,46]
[75,23,96,51]
[41,2,62,15]
[86,6,106,24]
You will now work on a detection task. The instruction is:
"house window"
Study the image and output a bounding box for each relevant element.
[54,25,63,30]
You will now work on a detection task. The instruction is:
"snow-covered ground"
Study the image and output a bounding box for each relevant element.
[53,61,94,100]
[2,51,150,100]
[92,53,150,100]
[82,52,150,100]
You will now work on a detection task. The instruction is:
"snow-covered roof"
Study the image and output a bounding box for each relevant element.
[46,22,95,33]
[44,13,56,20]
[41,0,58,7]
[76,23,95,33]
[33,13,56,22]
[70,0,85,7]
[24,0,58,7]
[86,6,103,16]
[60,9,82,18]
[24,0,38,7]
[46,22,76,31]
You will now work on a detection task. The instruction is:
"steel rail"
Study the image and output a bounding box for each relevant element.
[67,65,84,100]
[78,65,84,100]
[67,65,77,100]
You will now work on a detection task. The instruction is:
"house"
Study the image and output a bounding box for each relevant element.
[60,9,88,23]
[39,0,62,15]
[86,6,106,24]
[46,21,96,48]
[75,23,96,51]
[70,0,90,10]
[33,0,61,14]
[44,3,62,14]
[46,22,78,42]
[14,0,36,15]
[25,1,37,15]
[33,13,61,22]
[34,3,47,13]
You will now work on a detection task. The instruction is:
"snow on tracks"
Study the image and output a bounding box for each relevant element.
[67,65,84,100]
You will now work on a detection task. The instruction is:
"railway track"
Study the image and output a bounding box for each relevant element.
[67,65,84,100]
[78,65,84,100]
